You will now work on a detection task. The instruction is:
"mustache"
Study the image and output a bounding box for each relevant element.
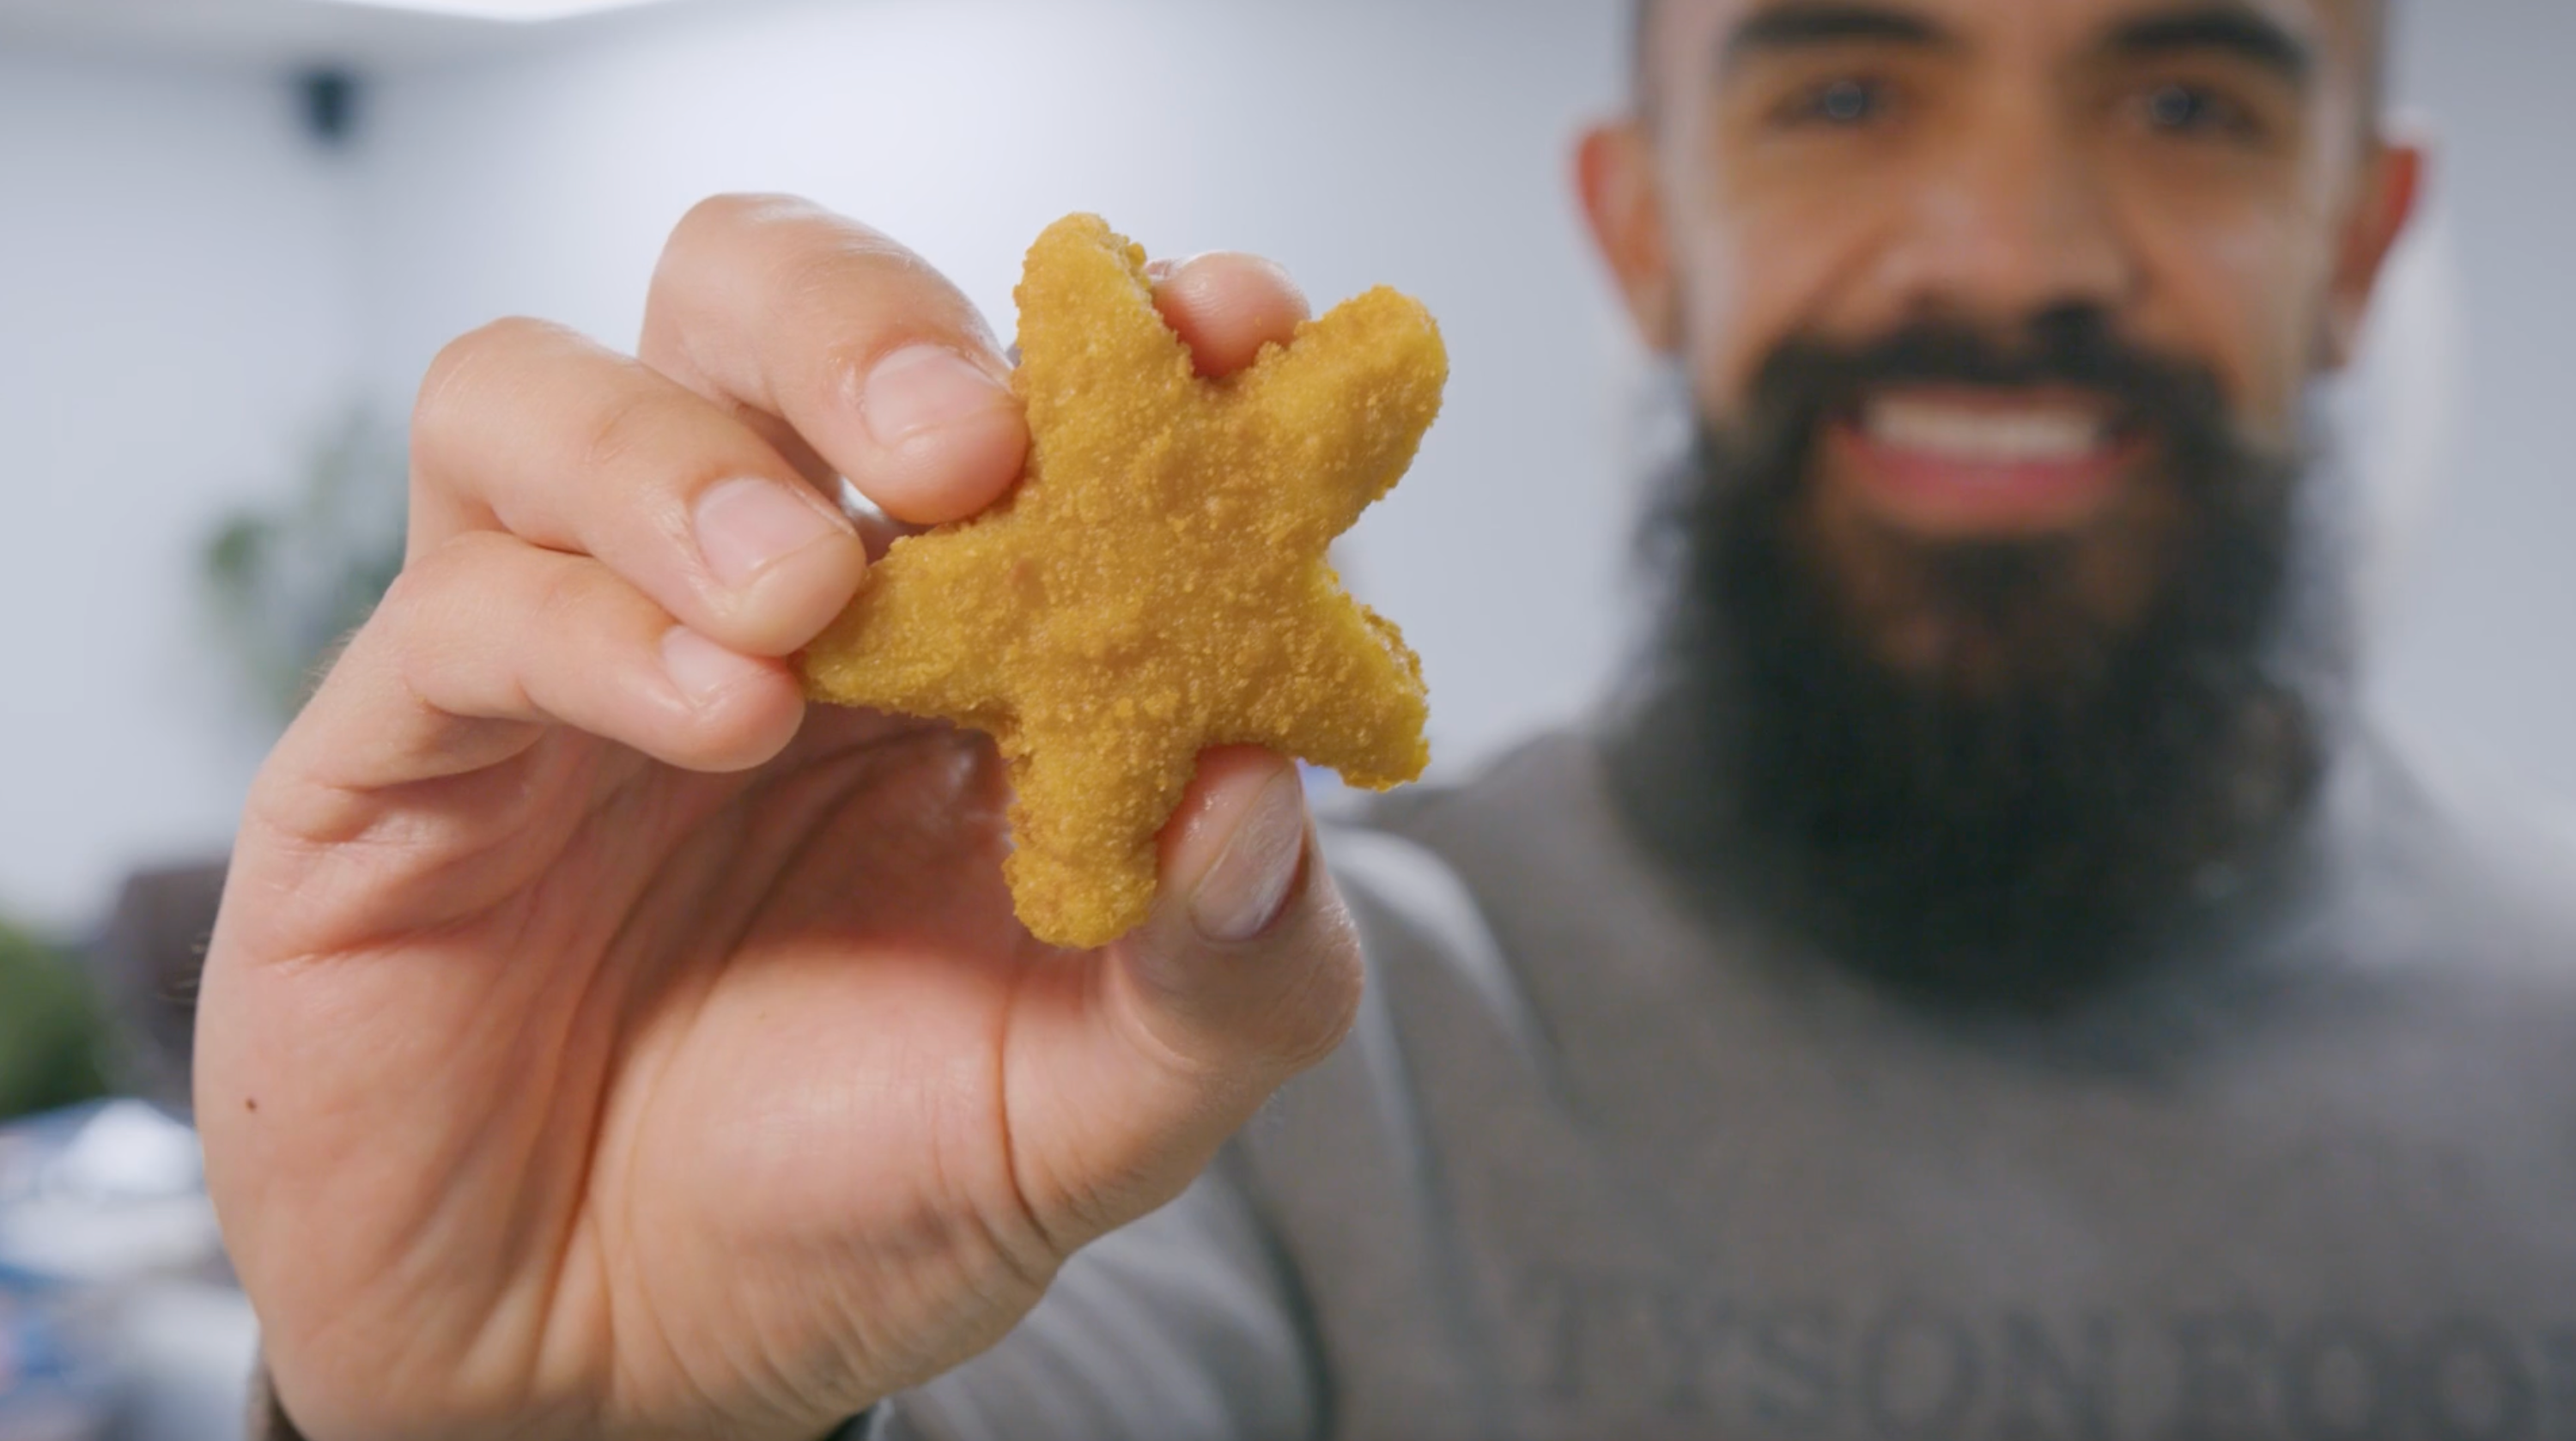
[1725,305,2240,467]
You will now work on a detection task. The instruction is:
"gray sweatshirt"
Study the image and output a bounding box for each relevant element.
[873,732,2576,1441]
[250,730,2576,1441]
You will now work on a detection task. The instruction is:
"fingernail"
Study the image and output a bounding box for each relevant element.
[694,477,850,592]
[1190,768,1308,944]
[861,344,1012,448]
[661,625,755,705]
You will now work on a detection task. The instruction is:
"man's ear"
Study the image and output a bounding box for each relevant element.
[1577,120,1683,355]
[2323,137,2427,368]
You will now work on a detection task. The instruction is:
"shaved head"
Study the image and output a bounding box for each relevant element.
[1630,0,2397,115]
[1584,0,2426,993]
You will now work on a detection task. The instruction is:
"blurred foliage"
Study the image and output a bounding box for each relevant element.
[202,410,409,721]
[0,919,112,1122]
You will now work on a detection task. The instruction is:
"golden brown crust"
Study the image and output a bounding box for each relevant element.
[801,214,1444,947]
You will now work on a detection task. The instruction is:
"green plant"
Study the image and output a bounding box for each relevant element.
[202,410,409,721]
[0,919,111,1122]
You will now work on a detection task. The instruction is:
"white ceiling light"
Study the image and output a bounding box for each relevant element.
[311,0,672,21]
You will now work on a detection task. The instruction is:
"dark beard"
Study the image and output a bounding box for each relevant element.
[1607,309,2342,1011]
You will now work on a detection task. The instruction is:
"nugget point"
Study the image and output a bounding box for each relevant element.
[801,213,1444,947]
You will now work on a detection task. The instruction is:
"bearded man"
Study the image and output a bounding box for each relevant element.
[203,2,2576,1438]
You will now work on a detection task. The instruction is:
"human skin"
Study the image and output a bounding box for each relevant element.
[1579,0,2419,683]
[198,3,2425,1439]
[195,199,1354,1441]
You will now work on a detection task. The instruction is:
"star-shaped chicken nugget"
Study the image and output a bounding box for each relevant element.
[802,213,1445,947]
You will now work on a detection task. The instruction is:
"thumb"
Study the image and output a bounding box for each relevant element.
[1009,747,1363,1253]
[1119,747,1364,1082]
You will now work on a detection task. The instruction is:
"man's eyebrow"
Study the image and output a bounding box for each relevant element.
[1717,3,1957,73]
[2102,4,2316,82]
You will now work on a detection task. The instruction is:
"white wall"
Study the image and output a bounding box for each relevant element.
[2370,0,2576,808]
[351,0,1637,780]
[0,48,358,929]
[5,0,2573,930]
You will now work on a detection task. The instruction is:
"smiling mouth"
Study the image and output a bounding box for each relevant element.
[1826,387,2148,538]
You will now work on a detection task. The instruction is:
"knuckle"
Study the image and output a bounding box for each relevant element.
[571,379,671,481]
[1037,1164,1155,1260]
[750,208,946,317]
[374,532,499,641]
[355,547,465,701]
[771,223,915,315]
[413,317,555,464]
[367,550,441,638]
[1263,891,1367,1073]
[526,551,602,636]
[411,331,485,457]
[674,191,806,244]
[662,192,822,293]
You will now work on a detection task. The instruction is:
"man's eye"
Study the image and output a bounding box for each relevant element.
[2136,82,2260,141]
[1779,76,1891,129]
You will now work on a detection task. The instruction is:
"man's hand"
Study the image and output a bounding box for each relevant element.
[194,196,1358,1441]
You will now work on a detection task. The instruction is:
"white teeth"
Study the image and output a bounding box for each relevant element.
[1865,398,2105,465]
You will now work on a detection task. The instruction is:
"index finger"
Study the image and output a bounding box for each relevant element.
[640,196,1026,527]
[639,198,1315,526]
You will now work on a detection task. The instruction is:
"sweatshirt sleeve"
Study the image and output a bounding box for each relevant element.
[246,1151,1322,1441]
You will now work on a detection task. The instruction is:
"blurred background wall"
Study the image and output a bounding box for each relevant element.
[0,40,359,930]
[0,0,2570,933]
[2373,3,2576,825]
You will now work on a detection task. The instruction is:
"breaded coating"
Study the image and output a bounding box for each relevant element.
[800,213,1446,947]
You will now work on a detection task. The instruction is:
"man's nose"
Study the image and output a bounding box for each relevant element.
[1874,106,2140,325]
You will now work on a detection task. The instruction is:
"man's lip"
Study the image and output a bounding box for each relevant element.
[1826,392,2144,538]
